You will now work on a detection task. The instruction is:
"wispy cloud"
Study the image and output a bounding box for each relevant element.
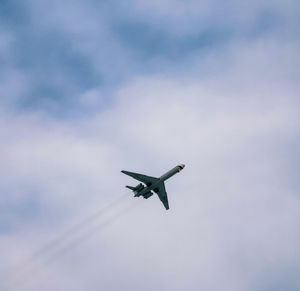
[0,0,299,290]
[1,0,297,114]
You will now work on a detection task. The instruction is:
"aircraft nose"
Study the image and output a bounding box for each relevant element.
[178,164,185,170]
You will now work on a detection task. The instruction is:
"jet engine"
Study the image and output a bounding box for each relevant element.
[143,191,153,199]
[134,183,144,193]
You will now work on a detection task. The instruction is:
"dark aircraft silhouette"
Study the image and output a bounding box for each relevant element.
[121,164,185,210]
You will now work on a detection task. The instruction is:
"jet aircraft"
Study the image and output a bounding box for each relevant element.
[121,164,185,210]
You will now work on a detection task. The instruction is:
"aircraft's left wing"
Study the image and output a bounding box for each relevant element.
[154,182,169,210]
[121,170,159,186]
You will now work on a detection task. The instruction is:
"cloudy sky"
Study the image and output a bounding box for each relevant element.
[0,0,299,290]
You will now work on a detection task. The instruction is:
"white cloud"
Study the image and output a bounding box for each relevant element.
[0,1,299,290]
[1,35,299,291]
[113,0,300,38]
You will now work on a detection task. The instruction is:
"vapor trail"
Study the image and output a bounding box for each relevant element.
[34,199,138,267]
[5,194,137,290]
[29,194,128,261]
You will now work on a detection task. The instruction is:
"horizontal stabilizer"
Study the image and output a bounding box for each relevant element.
[126,185,136,191]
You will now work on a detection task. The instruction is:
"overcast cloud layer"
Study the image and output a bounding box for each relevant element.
[0,1,299,291]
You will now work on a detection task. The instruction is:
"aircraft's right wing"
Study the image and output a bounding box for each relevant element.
[121,170,159,186]
[154,182,169,210]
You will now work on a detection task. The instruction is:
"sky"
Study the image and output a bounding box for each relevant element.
[0,0,299,290]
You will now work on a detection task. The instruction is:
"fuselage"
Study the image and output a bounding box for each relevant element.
[137,164,185,196]
[160,164,185,181]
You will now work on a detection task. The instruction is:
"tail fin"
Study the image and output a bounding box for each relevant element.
[126,185,136,191]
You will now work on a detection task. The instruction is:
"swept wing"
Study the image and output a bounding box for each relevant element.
[121,170,159,186]
[154,182,169,210]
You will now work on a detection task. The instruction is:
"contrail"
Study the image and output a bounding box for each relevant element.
[4,194,138,290]
[28,194,128,261]
[44,200,138,264]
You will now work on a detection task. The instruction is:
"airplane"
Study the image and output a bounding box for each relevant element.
[121,164,185,210]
